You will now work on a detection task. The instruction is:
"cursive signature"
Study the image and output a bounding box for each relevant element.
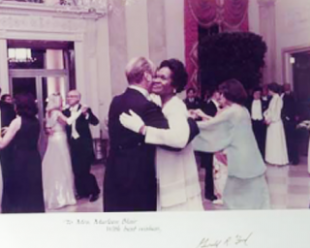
[235,233,252,245]
[196,238,222,248]
[196,233,253,248]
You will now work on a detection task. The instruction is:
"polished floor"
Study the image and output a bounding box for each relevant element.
[48,156,310,213]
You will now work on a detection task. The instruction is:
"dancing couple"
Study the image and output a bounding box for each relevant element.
[104,57,270,211]
[42,90,100,210]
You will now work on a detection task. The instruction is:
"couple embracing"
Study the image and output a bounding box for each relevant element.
[104,57,203,212]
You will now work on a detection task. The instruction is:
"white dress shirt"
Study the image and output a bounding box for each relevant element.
[70,104,80,139]
[251,100,263,120]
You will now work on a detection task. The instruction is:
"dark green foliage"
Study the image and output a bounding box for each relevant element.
[199,32,267,91]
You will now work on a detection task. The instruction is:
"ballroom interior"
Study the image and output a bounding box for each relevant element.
[0,0,310,212]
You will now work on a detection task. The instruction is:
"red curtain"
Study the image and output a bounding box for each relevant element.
[184,0,249,90]
[223,0,249,31]
[184,0,199,89]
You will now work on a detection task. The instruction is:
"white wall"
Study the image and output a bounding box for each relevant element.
[125,0,149,59]
[248,0,260,35]
[275,0,310,83]
[95,0,186,125]
[249,0,310,84]
[96,17,112,139]
[164,0,185,62]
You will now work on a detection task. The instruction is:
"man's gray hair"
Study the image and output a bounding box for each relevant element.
[125,57,155,84]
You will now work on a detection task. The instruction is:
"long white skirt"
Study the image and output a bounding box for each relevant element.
[265,121,288,165]
[158,194,204,211]
[223,174,270,210]
[42,132,76,210]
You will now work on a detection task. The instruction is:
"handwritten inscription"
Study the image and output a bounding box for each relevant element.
[197,233,253,248]
[64,218,161,234]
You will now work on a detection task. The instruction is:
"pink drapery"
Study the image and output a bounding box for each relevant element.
[184,0,249,90]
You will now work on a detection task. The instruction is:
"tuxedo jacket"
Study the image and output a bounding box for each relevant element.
[106,88,168,189]
[105,88,170,211]
[202,99,217,117]
[282,93,298,123]
[246,98,267,118]
[261,96,271,112]
[184,97,202,110]
[0,101,16,127]
[63,105,99,161]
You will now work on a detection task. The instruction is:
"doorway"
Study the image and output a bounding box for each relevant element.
[9,70,69,155]
[283,47,310,156]
[7,40,75,155]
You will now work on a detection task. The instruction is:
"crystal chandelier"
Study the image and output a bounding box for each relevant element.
[8,48,36,63]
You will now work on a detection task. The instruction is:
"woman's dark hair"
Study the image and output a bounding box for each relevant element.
[15,93,38,117]
[159,59,188,93]
[252,86,262,93]
[268,82,281,94]
[218,79,248,105]
[186,87,196,94]
[1,94,10,102]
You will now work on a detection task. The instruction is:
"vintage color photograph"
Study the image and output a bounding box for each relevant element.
[0,0,309,214]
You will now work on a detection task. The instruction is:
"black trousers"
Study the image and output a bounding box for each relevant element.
[252,120,267,158]
[283,121,299,164]
[70,139,100,197]
[200,152,216,199]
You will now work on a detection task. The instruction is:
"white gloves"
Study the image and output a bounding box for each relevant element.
[119,110,145,134]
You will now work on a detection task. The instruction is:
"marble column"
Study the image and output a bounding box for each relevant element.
[147,0,167,66]
[258,0,277,84]
[0,38,9,94]
[108,0,128,96]
[96,17,112,139]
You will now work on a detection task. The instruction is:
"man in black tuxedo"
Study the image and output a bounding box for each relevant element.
[246,87,268,158]
[200,89,220,201]
[104,57,199,212]
[63,90,100,202]
[281,83,299,165]
[184,88,202,110]
[104,57,169,212]
[261,85,271,110]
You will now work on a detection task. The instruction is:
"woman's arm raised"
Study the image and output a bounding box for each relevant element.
[57,109,83,125]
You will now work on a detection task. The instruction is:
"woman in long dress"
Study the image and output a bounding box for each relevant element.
[42,93,83,210]
[120,59,203,211]
[264,83,288,166]
[192,79,270,210]
[0,93,44,213]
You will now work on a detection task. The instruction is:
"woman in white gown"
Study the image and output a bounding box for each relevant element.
[120,59,203,211]
[192,79,270,210]
[42,93,82,210]
[264,83,288,166]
